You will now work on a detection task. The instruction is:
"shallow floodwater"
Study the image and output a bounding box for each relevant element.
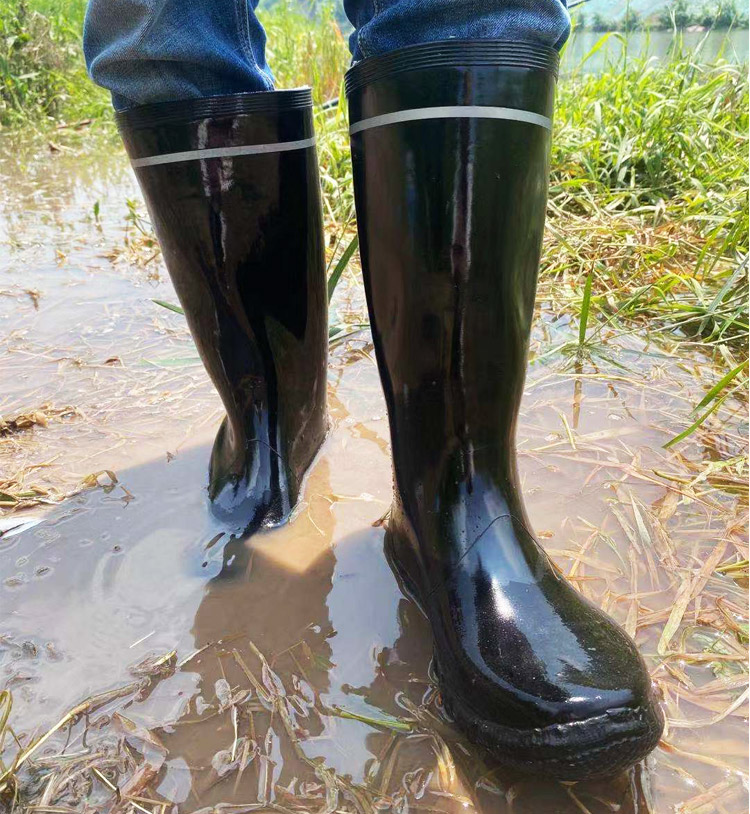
[562,29,748,72]
[0,141,747,813]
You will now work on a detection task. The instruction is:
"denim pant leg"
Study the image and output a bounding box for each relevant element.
[343,0,571,61]
[83,0,274,111]
[84,0,570,111]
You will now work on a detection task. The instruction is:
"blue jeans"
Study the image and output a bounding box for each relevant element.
[84,1,570,111]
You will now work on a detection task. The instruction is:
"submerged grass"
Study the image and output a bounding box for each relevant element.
[0,640,454,812]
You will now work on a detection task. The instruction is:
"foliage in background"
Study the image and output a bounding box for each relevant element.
[548,44,748,349]
[575,0,749,30]
[0,0,349,128]
[0,0,108,127]
[259,0,350,104]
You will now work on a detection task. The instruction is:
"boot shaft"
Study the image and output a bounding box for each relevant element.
[118,90,328,524]
[347,52,665,776]
[347,43,557,517]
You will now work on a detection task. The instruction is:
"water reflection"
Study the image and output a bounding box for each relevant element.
[1,353,661,812]
[1,141,746,810]
[121,484,658,813]
[561,29,748,73]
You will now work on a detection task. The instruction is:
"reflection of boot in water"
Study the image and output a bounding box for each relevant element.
[117,90,328,530]
[152,461,338,807]
[346,43,663,779]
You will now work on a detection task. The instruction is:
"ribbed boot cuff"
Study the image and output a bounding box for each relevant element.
[345,41,558,96]
[115,88,313,130]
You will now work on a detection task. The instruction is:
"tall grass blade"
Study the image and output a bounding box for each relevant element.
[693,360,748,412]
[151,299,185,316]
[327,235,358,302]
[664,396,726,448]
[579,32,619,67]
[578,272,594,346]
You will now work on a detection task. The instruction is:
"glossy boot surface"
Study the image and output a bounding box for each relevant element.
[346,42,663,779]
[118,90,328,529]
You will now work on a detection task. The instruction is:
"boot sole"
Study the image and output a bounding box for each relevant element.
[383,528,664,780]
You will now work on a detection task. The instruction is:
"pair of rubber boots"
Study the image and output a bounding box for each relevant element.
[118,42,663,779]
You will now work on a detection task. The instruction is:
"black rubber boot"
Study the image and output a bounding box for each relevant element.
[117,90,328,529]
[346,42,663,779]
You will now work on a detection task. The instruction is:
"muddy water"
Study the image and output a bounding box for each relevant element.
[1,140,747,813]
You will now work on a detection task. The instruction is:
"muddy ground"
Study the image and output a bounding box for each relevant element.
[0,141,747,813]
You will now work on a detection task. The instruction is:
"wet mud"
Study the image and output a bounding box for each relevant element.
[0,143,747,813]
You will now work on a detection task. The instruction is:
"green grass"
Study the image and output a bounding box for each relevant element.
[259,1,350,104]
[0,0,349,128]
[0,2,746,441]
[543,46,748,365]
[0,0,107,127]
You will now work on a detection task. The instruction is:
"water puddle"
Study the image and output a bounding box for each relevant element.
[1,142,747,813]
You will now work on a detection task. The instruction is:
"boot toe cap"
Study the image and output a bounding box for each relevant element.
[432,568,665,778]
[440,680,664,780]
[434,620,665,779]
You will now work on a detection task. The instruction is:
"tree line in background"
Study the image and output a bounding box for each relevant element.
[574,0,748,32]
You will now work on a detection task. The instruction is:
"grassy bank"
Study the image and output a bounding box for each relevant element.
[0,0,349,128]
[0,0,106,127]
[0,0,747,434]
